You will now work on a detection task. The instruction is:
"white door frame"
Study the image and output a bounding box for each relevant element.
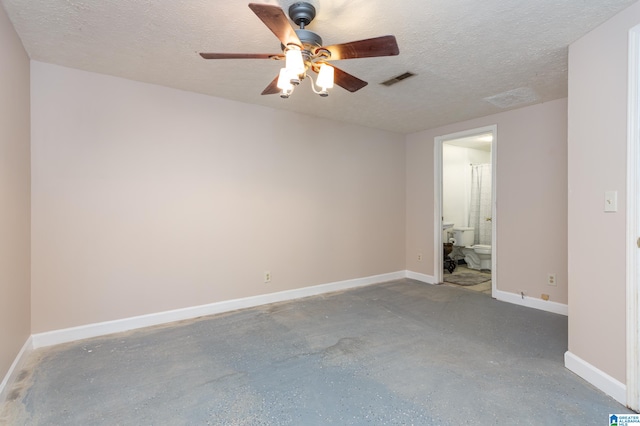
[434,125,497,296]
[626,24,640,412]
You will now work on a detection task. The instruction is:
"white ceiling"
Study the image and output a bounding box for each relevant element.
[2,0,635,134]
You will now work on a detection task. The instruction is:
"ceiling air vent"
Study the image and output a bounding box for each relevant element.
[484,87,539,109]
[380,72,415,87]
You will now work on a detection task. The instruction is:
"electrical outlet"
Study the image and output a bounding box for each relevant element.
[417,253,423,262]
[264,271,271,283]
[547,273,557,286]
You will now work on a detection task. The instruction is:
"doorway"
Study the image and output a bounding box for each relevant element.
[434,126,497,297]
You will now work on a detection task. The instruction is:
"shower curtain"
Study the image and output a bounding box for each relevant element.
[469,164,492,245]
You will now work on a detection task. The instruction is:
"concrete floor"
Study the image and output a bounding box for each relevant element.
[1,279,632,425]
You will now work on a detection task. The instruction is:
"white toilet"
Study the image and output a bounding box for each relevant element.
[452,227,492,271]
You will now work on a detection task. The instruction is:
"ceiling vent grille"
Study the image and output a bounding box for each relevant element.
[380,72,415,86]
[484,87,539,109]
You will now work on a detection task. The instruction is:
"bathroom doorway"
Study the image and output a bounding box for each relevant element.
[434,126,497,297]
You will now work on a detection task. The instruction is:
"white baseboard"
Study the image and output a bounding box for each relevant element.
[31,271,406,349]
[494,289,568,316]
[0,337,33,403]
[565,351,626,405]
[405,270,436,284]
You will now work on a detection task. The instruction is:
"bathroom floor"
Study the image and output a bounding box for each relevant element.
[443,265,492,295]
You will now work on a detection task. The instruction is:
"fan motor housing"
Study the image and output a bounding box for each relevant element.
[295,29,322,48]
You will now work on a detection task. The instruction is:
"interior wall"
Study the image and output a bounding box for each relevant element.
[442,145,491,229]
[30,62,406,333]
[0,4,31,383]
[567,0,640,384]
[406,99,568,304]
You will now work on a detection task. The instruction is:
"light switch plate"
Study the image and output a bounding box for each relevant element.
[604,190,618,212]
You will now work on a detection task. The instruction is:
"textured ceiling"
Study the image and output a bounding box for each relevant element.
[2,0,636,134]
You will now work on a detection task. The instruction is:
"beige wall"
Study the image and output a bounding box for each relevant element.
[567,0,640,384]
[30,62,406,333]
[406,99,568,303]
[0,5,31,382]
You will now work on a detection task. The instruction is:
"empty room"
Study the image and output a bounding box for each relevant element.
[1,0,640,424]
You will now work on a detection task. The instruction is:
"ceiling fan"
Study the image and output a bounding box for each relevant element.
[199,2,400,98]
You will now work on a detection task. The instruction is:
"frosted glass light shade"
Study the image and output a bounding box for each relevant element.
[316,64,334,89]
[285,49,305,76]
[277,68,294,90]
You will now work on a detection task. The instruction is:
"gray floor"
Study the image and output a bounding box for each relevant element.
[1,279,632,425]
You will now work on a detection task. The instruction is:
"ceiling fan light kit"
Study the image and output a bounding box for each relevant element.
[199,2,399,99]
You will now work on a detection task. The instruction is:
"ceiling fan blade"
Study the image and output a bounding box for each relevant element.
[248,3,301,47]
[313,63,368,93]
[333,66,368,92]
[199,53,284,60]
[261,74,281,95]
[321,35,399,60]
